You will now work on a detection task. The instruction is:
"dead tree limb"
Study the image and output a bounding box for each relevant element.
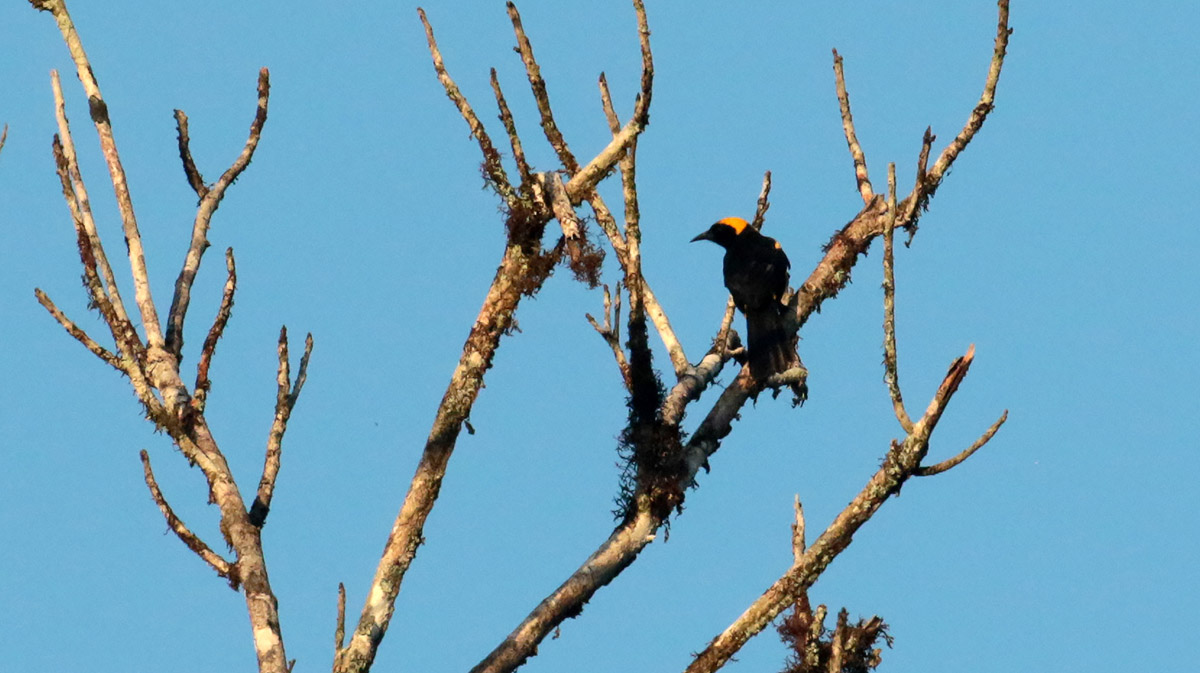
[139,450,234,581]
[687,346,1006,673]
[834,49,873,205]
[471,4,1011,673]
[166,68,270,359]
[29,2,302,671]
[331,4,653,672]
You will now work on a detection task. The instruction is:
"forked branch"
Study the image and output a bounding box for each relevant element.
[166,68,270,359]
[334,5,654,672]
[687,345,1002,673]
[34,0,165,350]
[31,1,293,670]
[480,5,1011,672]
[249,328,314,528]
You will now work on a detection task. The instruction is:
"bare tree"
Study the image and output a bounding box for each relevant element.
[29,1,1010,672]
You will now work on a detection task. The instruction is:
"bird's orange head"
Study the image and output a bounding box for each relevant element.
[691,216,750,245]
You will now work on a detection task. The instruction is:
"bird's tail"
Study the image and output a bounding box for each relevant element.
[745,303,796,383]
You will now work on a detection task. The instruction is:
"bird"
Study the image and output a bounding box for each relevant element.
[692,216,798,388]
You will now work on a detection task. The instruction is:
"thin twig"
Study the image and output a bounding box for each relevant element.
[249,328,313,528]
[882,163,913,432]
[489,69,534,190]
[897,127,935,244]
[34,289,122,370]
[335,582,347,655]
[51,135,122,335]
[193,248,237,410]
[618,164,691,379]
[641,283,690,378]
[915,409,1007,477]
[596,62,687,379]
[0,124,8,155]
[584,190,629,266]
[833,49,872,204]
[139,450,234,581]
[506,1,579,175]
[630,0,653,127]
[166,69,270,359]
[561,0,652,202]
[173,109,208,199]
[585,284,631,389]
[792,494,806,562]
[751,170,772,231]
[418,8,517,207]
[50,71,132,337]
[806,605,827,669]
[926,0,1011,190]
[714,297,739,359]
[591,73,630,262]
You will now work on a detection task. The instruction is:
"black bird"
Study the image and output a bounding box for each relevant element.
[692,216,796,384]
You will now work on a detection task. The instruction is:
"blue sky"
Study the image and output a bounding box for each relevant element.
[2,1,1196,672]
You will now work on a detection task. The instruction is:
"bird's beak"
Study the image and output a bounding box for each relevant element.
[691,231,711,243]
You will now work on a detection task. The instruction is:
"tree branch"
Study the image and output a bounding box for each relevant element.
[50,71,158,414]
[166,68,269,359]
[588,74,630,266]
[34,288,122,371]
[50,70,135,349]
[32,3,294,669]
[506,1,579,175]
[35,0,166,350]
[249,328,313,528]
[595,60,687,380]
[334,582,347,657]
[418,7,517,209]
[50,133,121,335]
[193,249,237,411]
[833,49,872,204]
[174,109,208,199]
[562,0,652,201]
[897,127,934,243]
[335,237,554,673]
[585,283,631,389]
[915,409,1008,477]
[882,164,913,432]
[489,69,534,191]
[140,449,235,583]
[791,494,806,561]
[751,170,772,231]
[926,0,1011,191]
[686,346,985,672]
[406,3,1007,672]
[470,510,659,673]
